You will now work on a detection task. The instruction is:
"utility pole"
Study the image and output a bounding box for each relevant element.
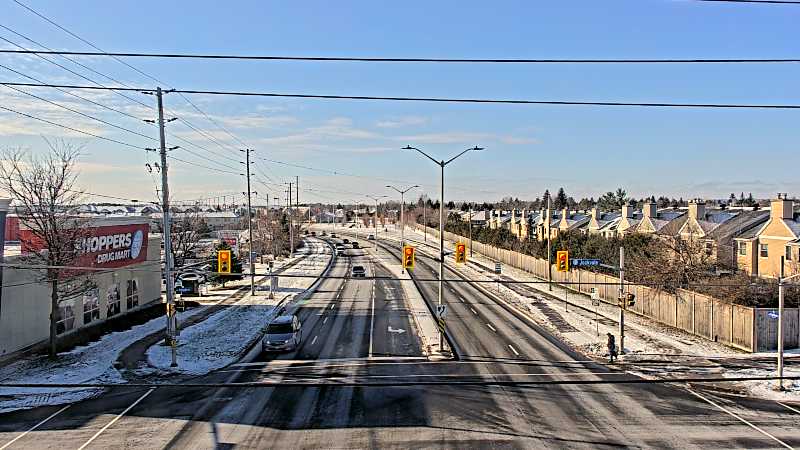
[295,175,300,227]
[619,246,625,355]
[547,196,552,291]
[403,145,484,353]
[423,199,427,243]
[287,183,293,257]
[366,195,387,250]
[155,87,177,367]
[241,148,255,295]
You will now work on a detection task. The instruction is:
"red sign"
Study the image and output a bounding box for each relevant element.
[21,223,150,269]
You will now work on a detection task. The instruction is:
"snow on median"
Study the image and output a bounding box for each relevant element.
[146,240,332,375]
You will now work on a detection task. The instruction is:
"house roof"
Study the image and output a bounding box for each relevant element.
[708,210,769,241]
[656,214,689,236]
[598,216,622,232]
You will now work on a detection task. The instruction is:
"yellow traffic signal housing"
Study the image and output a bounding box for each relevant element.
[556,250,569,272]
[455,242,467,264]
[626,293,636,308]
[218,249,232,274]
[403,245,416,270]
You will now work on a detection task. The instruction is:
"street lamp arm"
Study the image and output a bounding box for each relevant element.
[403,145,441,166]
[445,146,484,165]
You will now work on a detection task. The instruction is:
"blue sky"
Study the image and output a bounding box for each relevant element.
[1,0,799,206]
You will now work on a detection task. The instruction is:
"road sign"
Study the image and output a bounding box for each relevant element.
[455,242,467,264]
[494,262,502,274]
[767,311,779,319]
[572,258,600,267]
[556,250,569,272]
[217,249,232,274]
[403,245,416,270]
[437,304,448,318]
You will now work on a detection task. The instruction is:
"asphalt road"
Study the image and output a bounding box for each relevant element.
[1,231,800,449]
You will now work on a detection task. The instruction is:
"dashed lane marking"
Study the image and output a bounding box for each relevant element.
[311,335,318,346]
[0,404,71,450]
[323,317,328,324]
[486,323,497,332]
[77,387,156,450]
[470,307,478,315]
[508,345,520,356]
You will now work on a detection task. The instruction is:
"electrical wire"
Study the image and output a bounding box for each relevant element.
[3,82,798,109]
[2,49,799,63]
[694,0,800,4]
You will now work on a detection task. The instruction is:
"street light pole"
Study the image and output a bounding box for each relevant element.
[366,195,387,250]
[775,256,800,390]
[386,185,419,271]
[403,145,484,353]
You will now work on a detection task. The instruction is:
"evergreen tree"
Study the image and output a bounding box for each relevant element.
[542,189,551,208]
[554,187,568,210]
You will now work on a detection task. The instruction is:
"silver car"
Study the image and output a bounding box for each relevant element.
[262,314,302,352]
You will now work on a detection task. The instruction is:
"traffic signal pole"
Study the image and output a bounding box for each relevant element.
[155,87,177,368]
[244,148,255,295]
[619,246,625,355]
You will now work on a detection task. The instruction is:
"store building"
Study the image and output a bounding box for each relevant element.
[0,216,161,359]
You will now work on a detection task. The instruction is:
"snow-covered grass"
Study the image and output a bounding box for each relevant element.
[146,240,332,375]
[0,245,319,413]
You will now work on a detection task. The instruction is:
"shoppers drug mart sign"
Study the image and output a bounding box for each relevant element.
[22,223,150,269]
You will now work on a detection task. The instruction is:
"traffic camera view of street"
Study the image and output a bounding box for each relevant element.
[1,1,800,449]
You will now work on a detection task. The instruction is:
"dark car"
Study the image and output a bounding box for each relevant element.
[351,241,359,249]
[331,233,337,238]
[311,231,317,236]
[343,238,349,244]
[352,265,366,278]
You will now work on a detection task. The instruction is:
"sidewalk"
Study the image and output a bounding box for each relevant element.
[0,243,319,413]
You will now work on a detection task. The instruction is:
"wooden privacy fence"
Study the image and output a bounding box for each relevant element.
[415,224,799,352]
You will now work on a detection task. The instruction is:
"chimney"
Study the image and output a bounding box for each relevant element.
[622,203,633,219]
[771,193,793,220]
[688,199,706,220]
[643,201,657,218]
[562,207,568,221]
[591,207,598,222]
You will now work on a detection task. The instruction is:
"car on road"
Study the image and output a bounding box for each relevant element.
[262,315,302,352]
[335,243,346,254]
[343,238,349,244]
[311,231,317,236]
[321,231,327,236]
[352,265,366,278]
[351,241,359,249]
[331,233,337,238]
[367,234,375,240]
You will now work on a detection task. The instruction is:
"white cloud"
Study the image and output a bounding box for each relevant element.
[375,116,428,128]
[394,132,493,145]
[499,136,539,145]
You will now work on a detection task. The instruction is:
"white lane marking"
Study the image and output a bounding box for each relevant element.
[470,307,477,315]
[508,345,520,356]
[0,404,71,450]
[77,388,156,450]
[329,303,335,309]
[778,401,800,415]
[279,371,615,383]
[686,388,792,449]
[486,323,497,332]
[459,297,465,303]
[323,317,328,324]
[311,335,318,346]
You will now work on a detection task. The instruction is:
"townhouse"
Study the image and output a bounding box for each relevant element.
[735,195,800,278]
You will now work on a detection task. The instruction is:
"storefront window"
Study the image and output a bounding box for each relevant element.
[126,279,139,310]
[56,298,75,335]
[83,288,100,325]
[107,284,121,317]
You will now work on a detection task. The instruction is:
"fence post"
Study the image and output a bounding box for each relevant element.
[730,303,734,345]
[691,295,696,335]
[710,300,714,341]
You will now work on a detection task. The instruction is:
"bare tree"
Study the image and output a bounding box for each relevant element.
[0,141,91,358]
[169,208,207,267]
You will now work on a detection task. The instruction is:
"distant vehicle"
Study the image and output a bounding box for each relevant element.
[343,238,349,244]
[335,243,345,253]
[352,265,366,278]
[351,242,359,249]
[303,230,308,235]
[262,315,302,352]
[367,234,375,240]
[311,231,317,236]
[331,233,337,238]
[321,231,327,236]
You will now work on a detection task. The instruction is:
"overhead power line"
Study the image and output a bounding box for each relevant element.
[1,49,799,63]
[3,81,799,109]
[694,0,800,4]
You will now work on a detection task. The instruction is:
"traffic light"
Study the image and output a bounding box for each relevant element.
[403,245,416,270]
[218,249,232,274]
[626,292,636,308]
[556,250,569,272]
[455,242,467,264]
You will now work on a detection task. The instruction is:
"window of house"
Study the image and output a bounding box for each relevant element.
[704,242,713,256]
[787,246,793,261]
[107,284,121,317]
[82,288,100,325]
[738,241,747,256]
[126,279,139,310]
[56,298,75,335]
[759,243,768,258]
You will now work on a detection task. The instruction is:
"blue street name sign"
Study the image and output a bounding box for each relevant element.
[571,259,601,267]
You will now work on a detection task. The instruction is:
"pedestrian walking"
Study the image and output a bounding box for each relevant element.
[606,333,618,363]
